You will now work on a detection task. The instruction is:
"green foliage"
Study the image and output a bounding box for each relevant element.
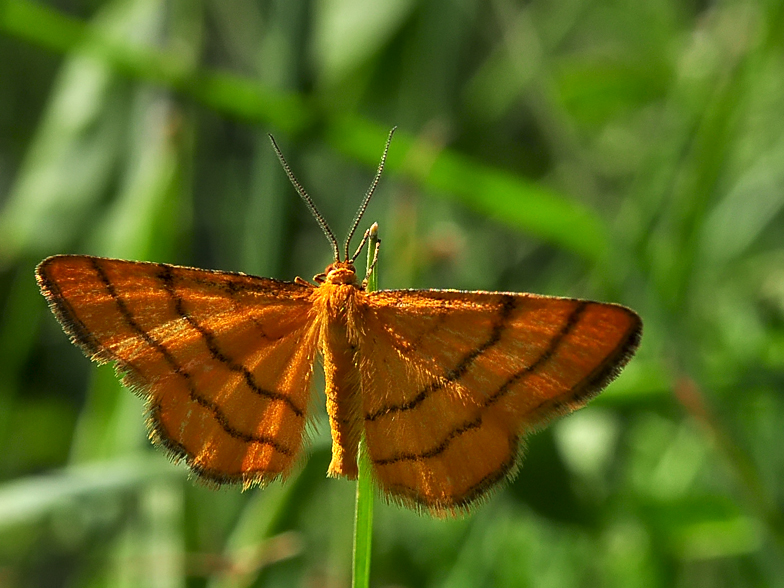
[1,0,784,586]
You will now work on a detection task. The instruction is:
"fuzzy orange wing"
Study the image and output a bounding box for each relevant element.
[358,289,641,515]
[36,255,319,487]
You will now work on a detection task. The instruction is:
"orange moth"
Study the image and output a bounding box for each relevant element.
[36,129,641,515]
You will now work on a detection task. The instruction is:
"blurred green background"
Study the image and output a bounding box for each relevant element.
[1,0,784,586]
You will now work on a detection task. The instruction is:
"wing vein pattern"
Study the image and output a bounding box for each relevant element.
[358,289,640,514]
[37,255,319,487]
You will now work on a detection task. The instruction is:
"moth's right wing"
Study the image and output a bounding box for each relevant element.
[358,289,641,516]
[37,255,320,487]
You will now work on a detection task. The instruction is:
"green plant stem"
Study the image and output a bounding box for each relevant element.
[352,224,378,588]
[352,439,374,588]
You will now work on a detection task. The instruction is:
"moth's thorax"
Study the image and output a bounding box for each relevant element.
[323,262,359,286]
[315,261,362,333]
[312,272,364,346]
[317,282,362,335]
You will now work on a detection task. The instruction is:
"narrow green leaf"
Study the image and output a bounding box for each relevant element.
[352,224,378,588]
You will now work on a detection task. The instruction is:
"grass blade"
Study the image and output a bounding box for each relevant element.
[352,223,379,588]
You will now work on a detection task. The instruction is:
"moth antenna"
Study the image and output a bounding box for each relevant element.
[343,127,396,262]
[269,134,342,262]
[348,228,371,264]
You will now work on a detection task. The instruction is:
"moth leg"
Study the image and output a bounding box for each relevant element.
[295,276,316,288]
[361,239,380,289]
[349,228,371,263]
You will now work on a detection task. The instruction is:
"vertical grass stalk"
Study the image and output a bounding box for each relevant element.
[352,223,379,588]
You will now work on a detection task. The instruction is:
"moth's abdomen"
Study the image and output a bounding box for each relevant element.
[315,283,364,479]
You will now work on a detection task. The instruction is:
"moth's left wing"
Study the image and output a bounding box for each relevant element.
[37,255,319,487]
[357,289,641,515]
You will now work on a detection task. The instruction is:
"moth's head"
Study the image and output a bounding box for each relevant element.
[322,262,358,286]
